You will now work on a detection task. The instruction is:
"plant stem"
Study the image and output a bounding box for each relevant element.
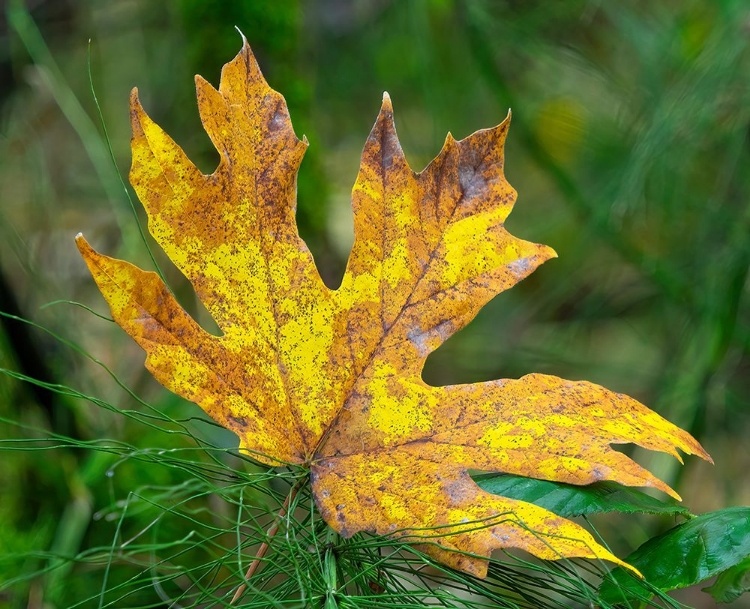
[230,477,304,605]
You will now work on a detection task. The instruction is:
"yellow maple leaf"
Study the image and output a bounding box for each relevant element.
[76,40,711,578]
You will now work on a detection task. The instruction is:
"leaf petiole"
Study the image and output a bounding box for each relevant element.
[230,476,306,605]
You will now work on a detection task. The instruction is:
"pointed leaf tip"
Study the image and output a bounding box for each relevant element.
[75,234,94,258]
[538,244,558,261]
[381,91,393,111]
[502,109,512,129]
[129,87,143,116]
[234,25,247,44]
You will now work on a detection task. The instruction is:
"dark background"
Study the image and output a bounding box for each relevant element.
[1,1,749,606]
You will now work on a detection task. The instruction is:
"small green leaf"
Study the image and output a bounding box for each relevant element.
[600,507,750,605]
[703,557,750,604]
[474,474,690,518]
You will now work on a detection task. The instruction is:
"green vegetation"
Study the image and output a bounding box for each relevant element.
[1,1,749,607]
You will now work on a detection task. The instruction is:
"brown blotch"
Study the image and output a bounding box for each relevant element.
[228,415,248,428]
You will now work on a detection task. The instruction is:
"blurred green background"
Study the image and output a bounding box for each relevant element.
[1,0,749,606]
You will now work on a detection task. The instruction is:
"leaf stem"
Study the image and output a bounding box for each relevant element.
[230,477,305,604]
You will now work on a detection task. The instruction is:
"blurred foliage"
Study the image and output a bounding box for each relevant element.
[0,0,749,607]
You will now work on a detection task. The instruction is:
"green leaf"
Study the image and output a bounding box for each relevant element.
[474,474,690,518]
[703,557,750,604]
[600,507,750,605]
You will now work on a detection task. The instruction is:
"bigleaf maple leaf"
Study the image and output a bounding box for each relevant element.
[77,40,711,578]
